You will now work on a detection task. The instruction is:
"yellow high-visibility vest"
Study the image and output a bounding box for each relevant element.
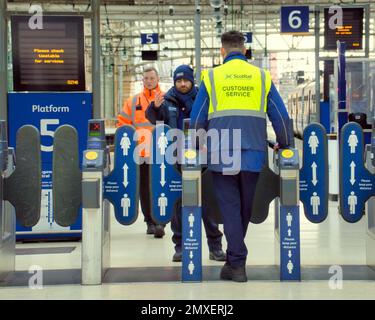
[203,59,271,120]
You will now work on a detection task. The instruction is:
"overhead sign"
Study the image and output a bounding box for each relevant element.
[300,123,329,223]
[150,124,182,224]
[243,32,253,43]
[281,6,310,34]
[104,125,139,225]
[340,122,375,223]
[141,33,159,44]
[324,7,364,50]
[11,15,85,91]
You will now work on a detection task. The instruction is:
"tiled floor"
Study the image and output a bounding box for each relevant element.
[0,198,373,300]
[1,136,374,300]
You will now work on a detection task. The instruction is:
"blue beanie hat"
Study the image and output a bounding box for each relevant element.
[173,65,194,86]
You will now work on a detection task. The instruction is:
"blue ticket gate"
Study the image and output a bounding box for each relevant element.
[252,123,329,281]
[339,122,375,270]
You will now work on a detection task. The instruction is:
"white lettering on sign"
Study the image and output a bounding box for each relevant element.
[32,104,70,113]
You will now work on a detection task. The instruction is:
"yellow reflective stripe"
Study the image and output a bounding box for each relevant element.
[260,69,266,112]
[208,109,266,120]
[208,69,217,112]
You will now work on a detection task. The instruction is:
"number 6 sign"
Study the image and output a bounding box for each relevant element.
[281,6,309,34]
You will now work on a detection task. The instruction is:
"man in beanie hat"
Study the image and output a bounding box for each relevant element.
[146,65,226,262]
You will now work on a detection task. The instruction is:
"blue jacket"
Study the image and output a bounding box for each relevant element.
[146,86,198,129]
[190,52,293,173]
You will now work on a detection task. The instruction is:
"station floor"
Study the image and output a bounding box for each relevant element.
[0,198,374,300]
[1,134,375,300]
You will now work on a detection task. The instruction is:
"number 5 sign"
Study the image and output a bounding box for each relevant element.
[281,6,309,34]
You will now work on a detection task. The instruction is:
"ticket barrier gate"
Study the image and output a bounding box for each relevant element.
[53,120,112,285]
[252,123,329,281]
[0,121,41,282]
[338,121,375,270]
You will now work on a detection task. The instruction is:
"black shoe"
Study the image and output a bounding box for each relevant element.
[209,249,226,261]
[146,224,155,235]
[154,225,165,238]
[172,251,182,262]
[220,263,247,282]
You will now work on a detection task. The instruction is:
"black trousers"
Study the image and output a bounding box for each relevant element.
[139,163,154,224]
[171,201,223,253]
[211,171,259,267]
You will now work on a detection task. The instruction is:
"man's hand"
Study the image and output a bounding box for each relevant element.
[154,92,165,108]
[273,143,280,151]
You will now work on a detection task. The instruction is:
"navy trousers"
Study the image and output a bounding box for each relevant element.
[211,171,259,267]
[171,201,223,253]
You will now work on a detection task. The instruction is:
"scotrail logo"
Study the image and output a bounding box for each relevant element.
[225,74,253,80]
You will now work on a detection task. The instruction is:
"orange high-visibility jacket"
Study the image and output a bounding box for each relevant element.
[117,85,164,157]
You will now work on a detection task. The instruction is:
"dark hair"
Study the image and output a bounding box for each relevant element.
[221,30,245,52]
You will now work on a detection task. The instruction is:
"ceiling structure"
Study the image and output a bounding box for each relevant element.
[5,1,375,77]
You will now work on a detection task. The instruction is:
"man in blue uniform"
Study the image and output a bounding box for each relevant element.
[190,31,293,282]
[146,65,226,262]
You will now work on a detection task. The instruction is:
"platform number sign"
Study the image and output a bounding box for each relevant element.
[243,32,253,43]
[281,6,309,34]
[141,33,159,45]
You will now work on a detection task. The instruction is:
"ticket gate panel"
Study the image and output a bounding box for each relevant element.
[300,123,329,223]
[150,124,182,224]
[340,122,375,223]
[52,125,82,227]
[251,159,280,224]
[4,125,41,228]
[104,125,139,225]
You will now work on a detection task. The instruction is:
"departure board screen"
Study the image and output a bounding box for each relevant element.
[324,8,364,50]
[11,15,85,91]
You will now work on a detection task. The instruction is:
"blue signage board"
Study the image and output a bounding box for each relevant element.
[8,92,91,239]
[243,32,253,43]
[340,122,375,223]
[279,205,301,281]
[281,6,309,34]
[141,33,159,44]
[150,124,182,224]
[300,123,329,223]
[104,125,139,225]
[182,206,202,282]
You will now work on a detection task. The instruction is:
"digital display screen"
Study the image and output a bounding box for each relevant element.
[324,8,364,50]
[11,15,86,91]
[89,122,101,136]
[141,50,158,61]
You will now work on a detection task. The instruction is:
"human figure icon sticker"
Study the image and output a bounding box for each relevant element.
[158,132,168,156]
[348,191,357,215]
[308,131,319,155]
[286,212,292,227]
[120,132,131,156]
[158,193,168,216]
[188,261,195,275]
[189,213,195,227]
[348,131,359,154]
[310,192,320,215]
[121,194,130,217]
